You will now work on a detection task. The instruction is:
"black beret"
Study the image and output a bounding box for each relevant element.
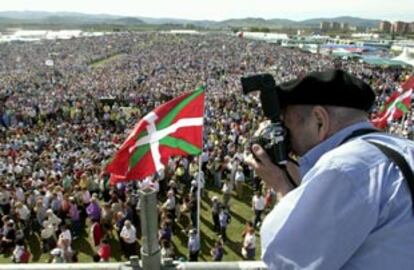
[276,69,375,112]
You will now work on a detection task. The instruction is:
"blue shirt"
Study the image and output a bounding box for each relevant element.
[261,121,414,270]
[188,235,200,252]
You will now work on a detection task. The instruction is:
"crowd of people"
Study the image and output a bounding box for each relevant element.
[0,31,413,263]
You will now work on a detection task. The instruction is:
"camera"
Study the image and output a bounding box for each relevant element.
[241,74,288,166]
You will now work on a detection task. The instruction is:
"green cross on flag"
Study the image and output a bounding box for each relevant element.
[106,87,205,183]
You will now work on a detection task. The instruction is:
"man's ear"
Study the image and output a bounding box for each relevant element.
[312,106,330,141]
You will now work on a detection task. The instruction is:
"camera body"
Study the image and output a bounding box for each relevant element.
[251,122,288,166]
[241,74,288,166]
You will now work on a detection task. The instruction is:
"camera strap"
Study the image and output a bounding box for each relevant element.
[340,128,414,214]
[339,128,380,144]
[285,129,381,189]
[280,165,299,189]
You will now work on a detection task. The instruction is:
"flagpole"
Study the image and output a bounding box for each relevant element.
[196,84,206,243]
[197,85,207,243]
[196,154,202,238]
[400,112,407,136]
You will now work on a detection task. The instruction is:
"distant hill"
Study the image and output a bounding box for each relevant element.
[38,15,108,25]
[268,18,299,28]
[213,16,381,29]
[219,18,270,27]
[301,16,381,28]
[0,11,382,29]
[0,11,121,20]
[0,11,123,26]
[114,17,144,25]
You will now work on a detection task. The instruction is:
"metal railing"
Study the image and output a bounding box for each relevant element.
[177,261,267,270]
[0,261,267,270]
[0,263,127,270]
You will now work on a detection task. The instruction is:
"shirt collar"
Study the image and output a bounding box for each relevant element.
[299,121,374,179]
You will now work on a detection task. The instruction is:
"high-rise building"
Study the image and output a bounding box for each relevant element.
[320,22,330,31]
[340,23,349,31]
[379,21,392,33]
[330,22,341,30]
[392,21,408,34]
[409,22,414,33]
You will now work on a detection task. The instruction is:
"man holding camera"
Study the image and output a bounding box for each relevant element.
[245,69,414,269]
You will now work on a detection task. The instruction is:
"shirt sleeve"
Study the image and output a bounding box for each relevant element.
[261,161,380,270]
[120,227,127,239]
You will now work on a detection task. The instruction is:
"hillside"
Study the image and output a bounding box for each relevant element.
[0,11,382,29]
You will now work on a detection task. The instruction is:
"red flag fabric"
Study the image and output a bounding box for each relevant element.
[371,116,388,130]
[109,173,126,185]
[376,91,400,119]
[372,90,412,129]
[106,87,204,183]
[401,75,414,91]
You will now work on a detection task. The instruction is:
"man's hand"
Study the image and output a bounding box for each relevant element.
[245,144,299,197]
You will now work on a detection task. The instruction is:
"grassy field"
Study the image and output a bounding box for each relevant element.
[0,184,263,263]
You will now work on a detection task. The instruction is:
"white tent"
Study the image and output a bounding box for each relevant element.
[240,32,289,42]
[393,47,414,66]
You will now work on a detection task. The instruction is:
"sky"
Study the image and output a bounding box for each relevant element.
[0,0,413,22]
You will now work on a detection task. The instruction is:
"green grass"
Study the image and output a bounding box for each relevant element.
[0,183,263,263]
[171,185,262,261]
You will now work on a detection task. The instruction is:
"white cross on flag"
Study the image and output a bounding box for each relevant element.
[106,87,205,183]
